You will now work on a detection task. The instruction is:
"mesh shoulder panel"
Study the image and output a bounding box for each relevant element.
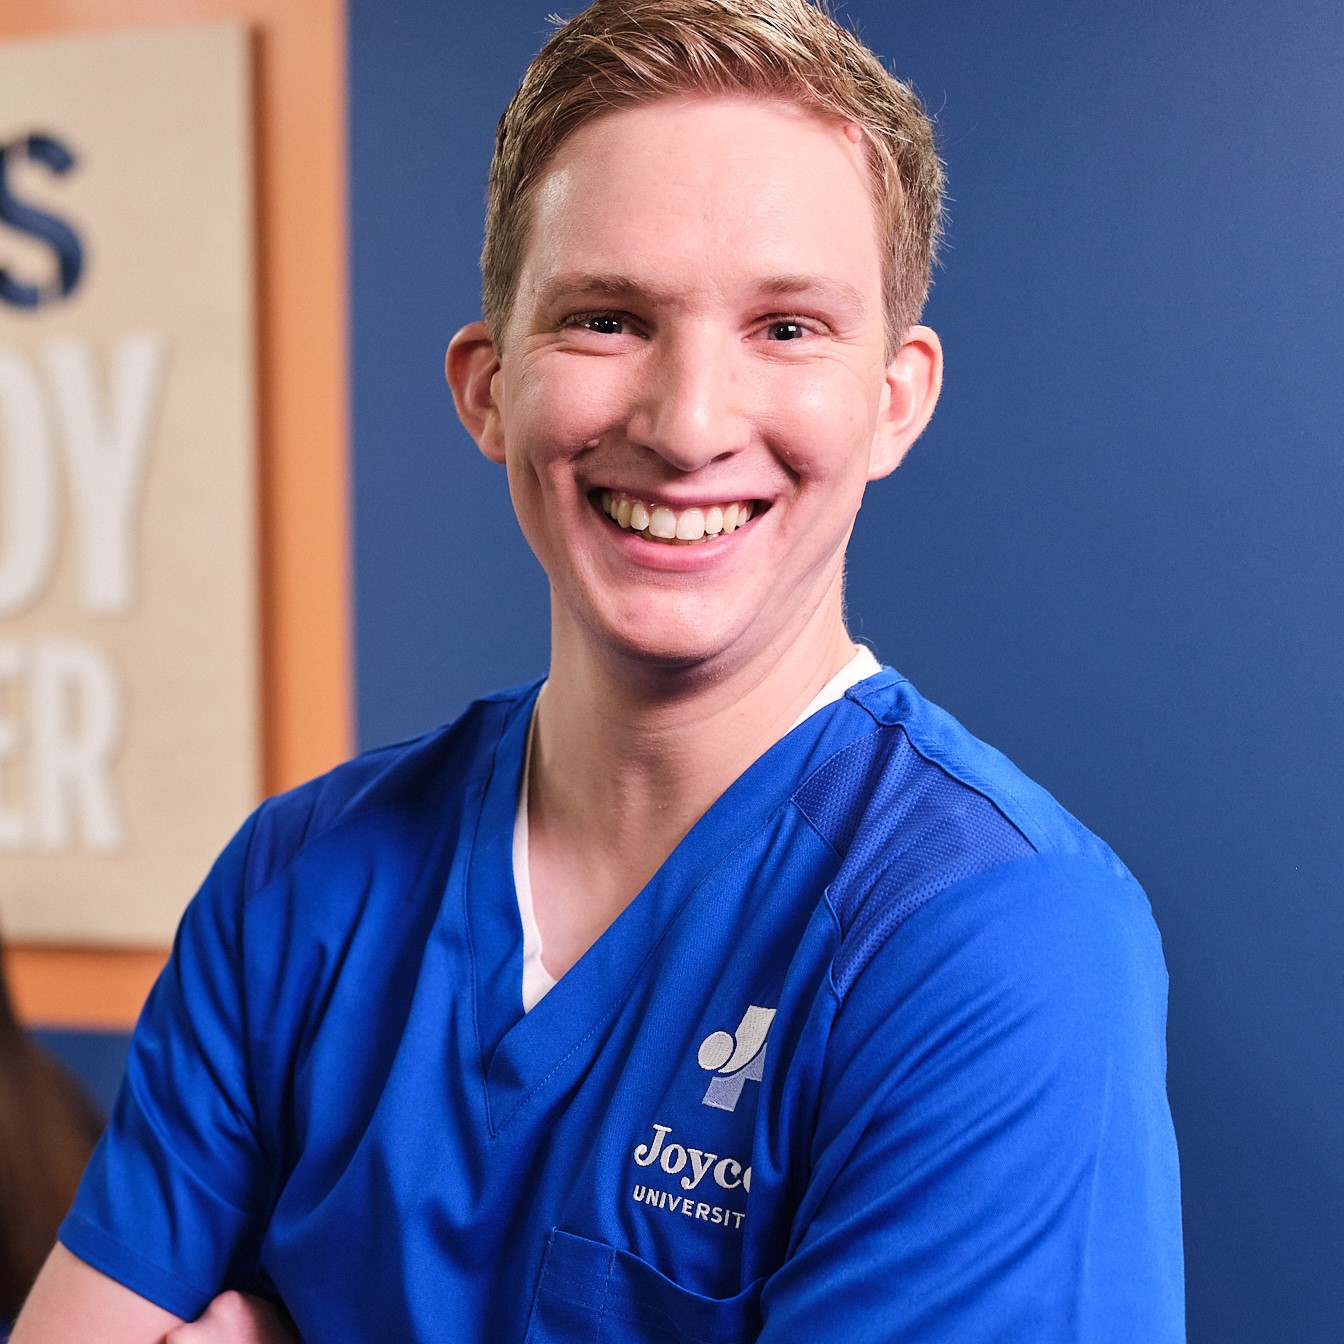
[793,726,1036,998]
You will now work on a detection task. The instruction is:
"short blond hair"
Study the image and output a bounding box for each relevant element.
[482,0,945,355]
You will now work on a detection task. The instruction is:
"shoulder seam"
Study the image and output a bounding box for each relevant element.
[896,726,1039,856]
[828,850,1035,1006]
[243,700,516,899]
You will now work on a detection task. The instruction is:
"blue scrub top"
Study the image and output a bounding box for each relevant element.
[62,669,1184,1341]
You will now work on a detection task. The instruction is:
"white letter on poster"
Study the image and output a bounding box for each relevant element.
[0,642,25,849]
[0,351,58,615]
[44,337,166,615]
[30,639,125,852]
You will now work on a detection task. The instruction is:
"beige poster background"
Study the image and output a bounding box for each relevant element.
[0,24,259,944]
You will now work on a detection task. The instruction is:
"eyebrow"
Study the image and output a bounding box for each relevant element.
[754,274,869,317]
[534,271,870,319]
[535,272,659,309]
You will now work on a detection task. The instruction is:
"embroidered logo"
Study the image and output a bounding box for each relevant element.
[697,1005,776,1111]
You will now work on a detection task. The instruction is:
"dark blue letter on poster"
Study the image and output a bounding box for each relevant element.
[0,132,84,309]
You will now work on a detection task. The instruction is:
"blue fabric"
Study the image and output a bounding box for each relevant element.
[60,669,1183,1340]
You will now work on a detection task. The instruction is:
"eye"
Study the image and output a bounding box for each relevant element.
[565,310,629,336]
[764,319,809,342]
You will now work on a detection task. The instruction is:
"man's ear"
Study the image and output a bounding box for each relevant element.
[868,325,943,482]
[446,321,506,464]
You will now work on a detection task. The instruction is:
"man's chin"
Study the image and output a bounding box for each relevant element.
[576,616,751,685]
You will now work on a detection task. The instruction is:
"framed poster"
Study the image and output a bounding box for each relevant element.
[0,24,259,944]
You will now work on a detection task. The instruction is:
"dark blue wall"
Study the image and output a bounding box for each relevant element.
[33,1028,127,1117]
[348,3,1344,1339]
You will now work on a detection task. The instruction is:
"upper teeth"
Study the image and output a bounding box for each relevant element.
[600,491,755,543]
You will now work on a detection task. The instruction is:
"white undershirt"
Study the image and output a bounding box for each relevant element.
[513,708,557,1013]
[514,646,882,1011]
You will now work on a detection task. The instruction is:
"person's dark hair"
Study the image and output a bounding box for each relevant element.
[483,0,944,357]
[0,945,102,1323]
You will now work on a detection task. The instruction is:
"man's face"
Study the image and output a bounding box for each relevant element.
[459,95,936,678]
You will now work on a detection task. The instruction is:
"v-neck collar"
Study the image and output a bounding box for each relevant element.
[515,647,882,1016]
[463,673,897,1134]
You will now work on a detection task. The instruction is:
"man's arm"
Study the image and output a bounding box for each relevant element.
[758,853,1184,1341]
[13,1248,296,1344]
[54,814,277,1325]
[11,1245,183,1343]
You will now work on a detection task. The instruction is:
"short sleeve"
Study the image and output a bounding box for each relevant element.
[759,852,1185,1342]
[59,813,273,1320]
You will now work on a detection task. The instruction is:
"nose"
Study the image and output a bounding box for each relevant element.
[626,326,750,471]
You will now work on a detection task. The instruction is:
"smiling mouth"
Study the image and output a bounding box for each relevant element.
[597,490,759,544]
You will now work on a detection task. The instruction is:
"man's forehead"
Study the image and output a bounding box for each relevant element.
[522,97,877,246]
[542,91,861,169]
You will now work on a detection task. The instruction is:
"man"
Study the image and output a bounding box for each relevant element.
[15,1,1184,1340]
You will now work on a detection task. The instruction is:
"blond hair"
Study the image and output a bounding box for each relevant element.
[482,0,945,355]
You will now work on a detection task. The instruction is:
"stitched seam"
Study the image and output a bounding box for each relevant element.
[595,1245,616,1344]
[244,693,535,903]
[460,767,495,1136]
[789,797,842,859]
[491,798,796,1130]
[893,725,1041,855]
[496,721,887,1130]
[61,1216,220,1305]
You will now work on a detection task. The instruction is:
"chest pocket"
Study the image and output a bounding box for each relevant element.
[524,1228,763,1344]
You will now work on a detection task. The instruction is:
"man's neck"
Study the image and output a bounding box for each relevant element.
[525,598,862,979]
